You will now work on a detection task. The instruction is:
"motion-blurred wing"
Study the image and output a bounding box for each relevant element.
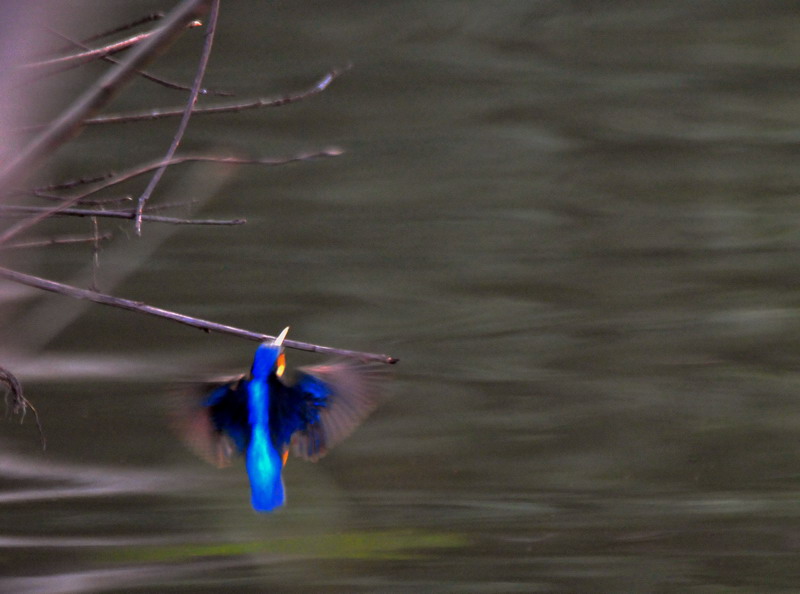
[286,360,391,461]
[173,376,249,468]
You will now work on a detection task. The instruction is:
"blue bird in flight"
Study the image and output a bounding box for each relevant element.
[176,327,390,512]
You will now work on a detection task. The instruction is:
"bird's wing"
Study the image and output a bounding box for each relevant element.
[281,360,391,461]
[172,376,249,468]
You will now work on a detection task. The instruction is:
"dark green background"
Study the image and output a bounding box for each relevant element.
[2,1,800,591]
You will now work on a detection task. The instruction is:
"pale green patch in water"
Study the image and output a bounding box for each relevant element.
[103,529,468,563]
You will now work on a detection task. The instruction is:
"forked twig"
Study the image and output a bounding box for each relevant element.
[135,0,220,235]
[0,0,212,198]
[48,26,234,97]
[83,68,348,125]
[24,21,202,74]
[84,150,342,200]
[0,266,399,365]
[0,205,245,226]
[26,149,341,204]
[1,149,336,244]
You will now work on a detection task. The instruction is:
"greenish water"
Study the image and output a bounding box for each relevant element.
[2,1,800,591]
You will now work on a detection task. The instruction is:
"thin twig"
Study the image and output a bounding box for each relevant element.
[0,0,212,200]
[37,149,340,206]
[0,205,245,226]
[24,21,203,74]
[0,233,113,250]
[35,173,114,192]
[78,13,165,46]
[83,68,348,125]
[0,366,46,450]
[135,0,220,235]
[127,199,200,212]
[91,216,101,291]
[29,191,133,206]
[13,149,339,218]
[19,67,345,133]
[48,26,233,97]
[0,266,399,365]
[94,150,342,197]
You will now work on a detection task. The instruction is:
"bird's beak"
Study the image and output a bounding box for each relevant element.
[274,327,289,377]
[273,326,290,347]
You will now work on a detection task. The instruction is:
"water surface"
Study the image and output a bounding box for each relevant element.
[2,1,800,591]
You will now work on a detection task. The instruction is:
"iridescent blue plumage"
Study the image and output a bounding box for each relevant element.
[176,328,390,512]
[245,341,286,511]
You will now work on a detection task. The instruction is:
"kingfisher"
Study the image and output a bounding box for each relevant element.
[175,327,390,512]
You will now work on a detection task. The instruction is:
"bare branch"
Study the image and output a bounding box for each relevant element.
[0,366,46,450]
[0,266,399,365]
[28,192,133,206]
[7,149,338,231]
[35,173,115,192]
[48,26,234,97]
[24,22,201,73]
[0,232,113,250]
[0,205,245,226]
[77,13,165,46]
[0,0,212,198]
[78,150,342,199]
[83,68,348,125]
[135,0,220,235]
[91,216,101,291]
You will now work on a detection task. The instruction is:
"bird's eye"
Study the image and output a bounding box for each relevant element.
[276,353,286,377]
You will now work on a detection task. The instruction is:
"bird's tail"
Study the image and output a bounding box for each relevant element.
[246,425,285,512]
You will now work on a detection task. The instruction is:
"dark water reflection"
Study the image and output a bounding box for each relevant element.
[2,1,800,591]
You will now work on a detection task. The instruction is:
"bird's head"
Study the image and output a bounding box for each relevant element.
[251,326,289,379]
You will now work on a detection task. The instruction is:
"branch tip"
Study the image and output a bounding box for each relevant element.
[0,366,46,450]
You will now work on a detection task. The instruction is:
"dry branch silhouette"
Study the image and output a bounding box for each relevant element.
[0,0,396,447]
